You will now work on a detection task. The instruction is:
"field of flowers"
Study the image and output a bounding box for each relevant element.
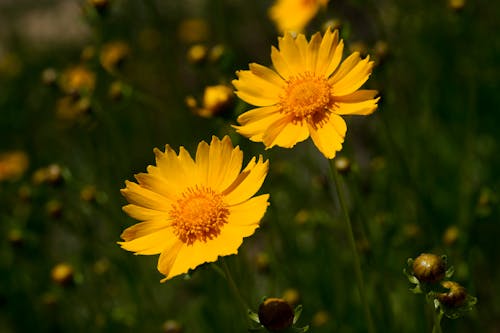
[0,0,498,332]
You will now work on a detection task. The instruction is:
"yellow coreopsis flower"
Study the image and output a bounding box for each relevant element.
[119,136,269,282]
[233,29,379,159]
[269,0,329,33]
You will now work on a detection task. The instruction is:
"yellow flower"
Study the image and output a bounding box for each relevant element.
[59,65,96,95]
[233,29,379,159]
[0,151,29,181]
[119,136,269,282]
[269,0,329,33]
[100,41,130,73]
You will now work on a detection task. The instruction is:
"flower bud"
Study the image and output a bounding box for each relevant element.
[412,253,446,283]
[448,0,465,11]
[437,281,467,307]
[258,298,294,332]
[100,41,130,73]
[442,225,459,247]
[312,310,330,327]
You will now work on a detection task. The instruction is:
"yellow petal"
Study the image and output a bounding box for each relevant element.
[122,204,169,221]
[164,224,255,280]
[158,240,184,282]
[234,107,285,142]
[178,146,199,184]
[271,45,292,79]
[334,97,380,116]
[278,33,304,75]
[335,89,379,102]
[153,146,190,190]
[234,90,279,107]
[329,52,361,84]
[207,136,244,192]
[324,39,345,77]
[332,57,374,96]
[316,29,340,76]
[237,105,281,125]
[234,70,283,98]
[262,116,310,148]
[308,114,346,159]
[296,34,309,64]
[228,194,270,226]
[118,227,176,255]
[121,180,171,211]
[306,32,322,72]
[195,140,210,184]
[222,156,269,205]
[248,63,285,88]
[120,219,171,241]
[134,173,177,201]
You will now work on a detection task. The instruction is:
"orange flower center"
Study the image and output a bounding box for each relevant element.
[169,186,229,245]
[280,72,333,124]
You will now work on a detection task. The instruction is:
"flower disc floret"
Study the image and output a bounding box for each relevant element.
[170,186,229,245]
[281,72,332,123]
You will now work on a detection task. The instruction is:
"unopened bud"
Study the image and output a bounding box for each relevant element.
[258,298,294,331]
[412,253,446,283]
[437,281,467,307]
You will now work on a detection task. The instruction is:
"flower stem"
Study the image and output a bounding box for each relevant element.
[328,159,375,333]
[221,258,249,311]
[432,307,443,333]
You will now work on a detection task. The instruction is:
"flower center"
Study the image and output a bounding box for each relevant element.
[280,72,333,124]
[169,186,229,245]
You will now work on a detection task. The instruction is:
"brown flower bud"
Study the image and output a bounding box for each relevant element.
[412,253,446,283]
[258,298,294,331]
[437,281,467,307]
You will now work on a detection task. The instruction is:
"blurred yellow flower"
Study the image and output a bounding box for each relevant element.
[119,136,269,282]
[233,29,379,159]
[186,85,234,118]
[0,151,29,181]
[59,65,96,95]
[100,41,130,73]
[269,0,329,33]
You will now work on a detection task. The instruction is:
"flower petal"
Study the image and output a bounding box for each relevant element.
[262,116,310,148]
[207,136,244,192]
[306,31,322,72]
[234,107,286,142]
[164,224,256,280]
[331,56,374,96]
[118,227,176,255]
[222,155,269,205]
[122,204,169,221]
[271,46,292,79]
[335,89,379,102]
[277,33,304,75]
[334,97,380,116]
[195,140,210,184]
[308,114,347,159]
[121,180,171,211]
[158,240,184,282]
[248,63,285,88]
[316,29,339,75]
[234,69,282,99]
[120,219,171,241]
[324,40,344,77]
[228,194,270,226]
[329,52,361,84]
[134,172,177,202]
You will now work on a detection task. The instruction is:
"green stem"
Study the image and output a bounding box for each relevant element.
[432,308,443,333]
[329,159,375,333]
[221,259,249,311]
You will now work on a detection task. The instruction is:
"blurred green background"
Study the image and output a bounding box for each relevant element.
[0,0,499,332]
